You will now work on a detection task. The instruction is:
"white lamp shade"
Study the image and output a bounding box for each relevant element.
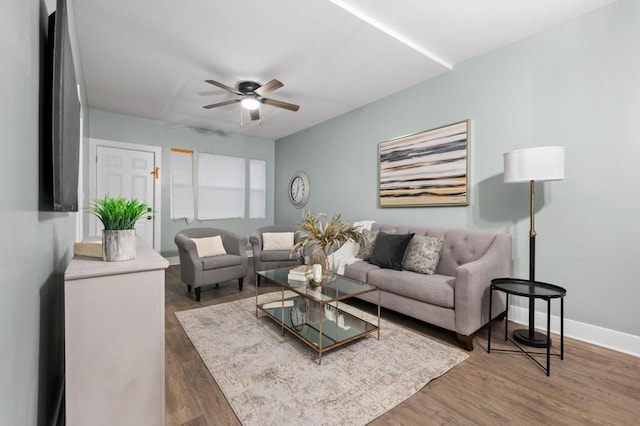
[503,146,565,183]
[241,97,260,110]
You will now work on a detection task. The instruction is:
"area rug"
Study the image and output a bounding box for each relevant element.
[175,293,468,425]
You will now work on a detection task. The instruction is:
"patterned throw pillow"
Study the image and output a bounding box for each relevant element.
[401,235,443,275]
[355,229,378,260]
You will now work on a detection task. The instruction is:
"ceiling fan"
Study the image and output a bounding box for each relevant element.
[203,79,300,121]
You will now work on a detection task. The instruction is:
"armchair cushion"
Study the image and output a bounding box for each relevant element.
[202,254,244,270]
[262,232,294,251]
[191,235,226,257]
[261,249,295,262]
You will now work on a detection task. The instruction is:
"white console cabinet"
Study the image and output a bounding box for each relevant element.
[64,244,168,426]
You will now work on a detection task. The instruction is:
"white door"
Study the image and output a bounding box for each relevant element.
[93,145,158,248]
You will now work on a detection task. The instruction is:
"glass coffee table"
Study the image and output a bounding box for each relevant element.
[255,267,381,365]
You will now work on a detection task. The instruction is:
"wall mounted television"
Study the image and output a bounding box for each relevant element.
[46,0,81,212]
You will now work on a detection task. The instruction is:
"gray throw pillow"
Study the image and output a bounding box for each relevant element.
[356,229,378,260]
[369,232,414,271]
[402,235,444,275]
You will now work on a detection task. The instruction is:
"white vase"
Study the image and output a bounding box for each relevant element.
[102,229,136,261]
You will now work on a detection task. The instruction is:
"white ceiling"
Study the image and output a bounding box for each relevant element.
[72,0,617,140]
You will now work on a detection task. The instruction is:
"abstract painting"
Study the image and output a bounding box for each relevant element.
[379,120,469,207]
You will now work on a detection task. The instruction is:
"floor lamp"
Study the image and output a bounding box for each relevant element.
[503,146,565,347]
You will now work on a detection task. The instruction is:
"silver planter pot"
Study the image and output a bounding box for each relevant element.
[102,229,136,261]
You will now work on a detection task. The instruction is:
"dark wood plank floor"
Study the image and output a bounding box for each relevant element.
[165,265,640,425]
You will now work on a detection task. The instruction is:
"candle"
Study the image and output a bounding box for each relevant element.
[313,264,322,281]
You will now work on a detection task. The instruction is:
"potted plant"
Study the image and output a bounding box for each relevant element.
[291,210,364,280]
[89,196,150,261]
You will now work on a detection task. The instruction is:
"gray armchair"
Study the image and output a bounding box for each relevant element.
[250,225,303,286]
[175,227,248,302]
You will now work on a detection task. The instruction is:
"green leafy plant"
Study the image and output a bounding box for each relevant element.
[291,211,364,268]
[89,196,150,230]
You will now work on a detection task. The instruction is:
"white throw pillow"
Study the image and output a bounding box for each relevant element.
[262,232,294,251]
[191,235,226,257]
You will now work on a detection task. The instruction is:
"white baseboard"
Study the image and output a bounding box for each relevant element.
[508,305,640,358]
[166,256,180,266]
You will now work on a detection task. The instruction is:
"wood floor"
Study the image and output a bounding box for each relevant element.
[165,265,640,425]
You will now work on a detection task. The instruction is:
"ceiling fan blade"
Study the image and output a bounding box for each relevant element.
[254,79,283,96]
[261,97,300,112]
[250,108,261,121]
[205,80,242,95]
[203,99,240,109]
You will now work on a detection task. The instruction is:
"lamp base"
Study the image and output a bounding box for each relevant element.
[513,328,551,348]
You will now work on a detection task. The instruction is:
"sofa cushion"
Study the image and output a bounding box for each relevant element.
[367,269,455,309]
[343,260,380,283]
[402,235,443,275]
[261,249,295,262]
[262,232,294,250]
[355,229,378,260]
[202,253,243,270]
[369,232,414,270]
[191,235,226,257]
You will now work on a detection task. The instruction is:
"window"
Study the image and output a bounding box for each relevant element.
[197,153,246,220]
[249,159,266,219]
[170,149,195,221]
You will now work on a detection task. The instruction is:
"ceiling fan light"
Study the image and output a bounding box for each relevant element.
[241,97,260,110]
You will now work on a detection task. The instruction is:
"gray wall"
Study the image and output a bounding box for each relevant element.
[276,0,640,337]
[88,109,276,256]
[1,0,85,424]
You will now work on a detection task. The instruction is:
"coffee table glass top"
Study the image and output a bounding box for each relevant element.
[258,267,378,303]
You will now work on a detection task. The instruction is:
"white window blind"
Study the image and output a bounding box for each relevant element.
[197,153,246,220]
[170,148,195,221]
[249,159,266,219]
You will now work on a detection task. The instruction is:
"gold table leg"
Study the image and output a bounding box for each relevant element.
[377,288,381,340]
[281,286,285,336]
[318,300,324,365]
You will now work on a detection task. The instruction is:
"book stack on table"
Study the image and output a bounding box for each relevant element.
[287,265,312,282]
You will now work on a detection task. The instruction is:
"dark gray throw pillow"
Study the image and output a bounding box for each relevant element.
[369,232,414,270]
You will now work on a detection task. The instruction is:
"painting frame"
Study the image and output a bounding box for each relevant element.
[378,120,470,207]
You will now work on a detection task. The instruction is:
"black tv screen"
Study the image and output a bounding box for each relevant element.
[50,0,80,212]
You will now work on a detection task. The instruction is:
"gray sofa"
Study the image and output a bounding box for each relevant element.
[343,223,511,351]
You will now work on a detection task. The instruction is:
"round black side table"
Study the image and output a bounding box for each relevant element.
[488,277,566,376]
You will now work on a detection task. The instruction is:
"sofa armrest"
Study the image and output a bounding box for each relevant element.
[453,234,511,336]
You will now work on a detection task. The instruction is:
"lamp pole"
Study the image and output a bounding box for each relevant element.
[513,180,549,348]
[529,180,536,281]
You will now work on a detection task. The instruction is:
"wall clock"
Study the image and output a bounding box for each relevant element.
[288,171,310,208]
